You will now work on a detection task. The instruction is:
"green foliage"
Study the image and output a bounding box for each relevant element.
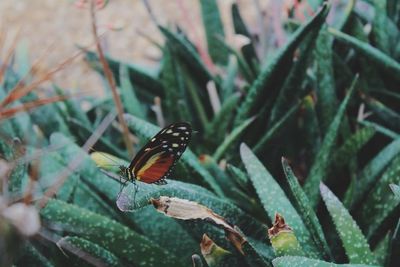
[1,1,399,266]
[320,183,377,265]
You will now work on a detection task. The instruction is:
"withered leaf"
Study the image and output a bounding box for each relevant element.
[150,196,246,254]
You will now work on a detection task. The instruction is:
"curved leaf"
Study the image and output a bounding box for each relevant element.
[272,256,379,267]
[40,199,184,267]
[240,143,320,258]
[233,3,329,127]
[304,76,357,207]
[320,183,377,265]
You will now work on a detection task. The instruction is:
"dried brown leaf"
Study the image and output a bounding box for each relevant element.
[150,196,246,254]
[0,95,72,121]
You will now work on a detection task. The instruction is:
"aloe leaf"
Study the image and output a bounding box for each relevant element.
[390,183,400,199]
[272,256,380,267]
[328,28,400,80]
[268,31,318,126]
[242,238,274,267]
[30,103,71,138]
[213,116,255,161]
[300,95,322,164]
[4,139,26,195]
[57,236,123,267]
[123,114,225,196]
[160,45,187,121]
[16,245,55,267]
[304,76,357,207]
[84,50,164,98]
[388,219,400,267]
[38,151,79,202]
[371,0,392,55]
[372,232,390,265]
[129,206,198,262]
[231,3,259,74]
[205,92,240,143]
[363,95,400,132]
[40,199,184,267]
[281,159,332,260]
[117,180,265,240]
[53,85,91,127]
[192,254,203,267]
[67,117,127,158]
[330,126,376,172]
[240,143,320,258]
[320,183,377,265]
[221,56,239,101]
[47,133,132,222]
[387,0,400,24]
[253,101,300,154]
[357,155,400,239]
[313,29,337,134]
[199,155,236,194]
[119,64,145,119]
[358,120,399,139]
[181,68,210,129]
[352,138,400,207]
[159,26,213,85]
[200,0,228,65]
[332,0,356,30]
[214,33,255,82]
[226,164,250,191]
[233,3,329,127]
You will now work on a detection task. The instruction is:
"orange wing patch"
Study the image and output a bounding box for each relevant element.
[136,153,174,183]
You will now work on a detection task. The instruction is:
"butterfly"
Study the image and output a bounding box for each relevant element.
[119,122,192,186]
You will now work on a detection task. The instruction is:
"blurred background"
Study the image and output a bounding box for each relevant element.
[0,0,278,93]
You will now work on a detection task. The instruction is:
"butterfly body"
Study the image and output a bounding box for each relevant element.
[120,122,192,185]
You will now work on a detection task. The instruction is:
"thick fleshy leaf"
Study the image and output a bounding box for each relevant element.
[313,27,337,134]
[119,64,145,119]
[233,3,329,128]
[304,76,357,207]
[358,155,400,239]
[40,199,184,267]
[212,116,254,161]
[281,158,332,260]
[352,138,400,207]
[240,143,320,258]
[329,28,400,80]
[57,236,123,267]
[320,183,377,265]
[200,0,228,65]
[272,256,379,267]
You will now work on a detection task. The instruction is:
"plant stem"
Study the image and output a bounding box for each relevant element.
[90,0,134,158]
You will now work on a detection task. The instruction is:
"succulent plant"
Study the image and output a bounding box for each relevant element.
[1,0,399,266]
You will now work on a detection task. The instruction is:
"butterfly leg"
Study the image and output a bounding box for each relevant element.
[117,178,129,201]
[132,181,140,209]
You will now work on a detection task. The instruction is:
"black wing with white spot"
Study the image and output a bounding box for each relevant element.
[128,122,192,184]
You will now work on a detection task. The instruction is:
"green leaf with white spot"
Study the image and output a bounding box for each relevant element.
[320,183,377,265]
[40,199,184,267]
[272,256,380,267]
[304,76,357,208]
[57,236,123,267]
[358,155,400,239]
[240,143,320,258]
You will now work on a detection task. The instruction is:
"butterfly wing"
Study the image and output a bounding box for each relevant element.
[128,122,191,184]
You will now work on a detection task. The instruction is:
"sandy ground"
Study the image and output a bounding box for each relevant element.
[0,0,272,94]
